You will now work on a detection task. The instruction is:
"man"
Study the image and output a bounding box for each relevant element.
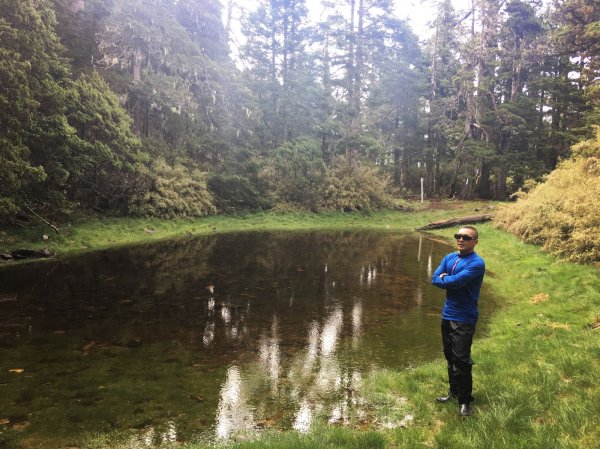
[431,226,485,417]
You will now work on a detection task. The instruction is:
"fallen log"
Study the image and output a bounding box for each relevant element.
[10,248,55,260]
[416,214,494,231]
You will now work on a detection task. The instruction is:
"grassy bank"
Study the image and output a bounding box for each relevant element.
[3,202,598,448]
[0,201,489,258]
[364,222,600,449]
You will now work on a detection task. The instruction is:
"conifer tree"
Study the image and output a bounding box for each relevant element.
[0,0,78,219]
[552,0,600,128]
[241,0,316,148]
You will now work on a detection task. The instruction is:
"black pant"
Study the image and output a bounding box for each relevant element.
[441,319,476,404]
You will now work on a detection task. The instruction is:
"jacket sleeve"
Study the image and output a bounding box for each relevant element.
[434,260,484,289]
[431,256,448,288]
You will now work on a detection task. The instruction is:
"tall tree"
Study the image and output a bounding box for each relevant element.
[491,0,545,197]
[0,12,47,219]
[241,0,316,148]
[424,0,463,195]
[96,0,250,167]
[368,16,425,190]
[0,0,151,221]
[316,0,423,170]
[441,0,548,199]
[50,0,111,71]
[552,0,600,128]
[0,0,79,219]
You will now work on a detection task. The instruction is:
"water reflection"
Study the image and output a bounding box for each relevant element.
[352,300,363,347]
[0,231,496,446]
[293,399,312,433]
[202,321,215,347]
[320,307,343,357]
[427,253,433,278]
[258,318,281,393]
[304,321,320,373]
[211,300,360,438]
[211,299,362,437]
[216,366,255,440]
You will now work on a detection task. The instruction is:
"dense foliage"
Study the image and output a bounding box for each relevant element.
[0,1,148,220]
[1,0,599,224]
[495,128,600,263]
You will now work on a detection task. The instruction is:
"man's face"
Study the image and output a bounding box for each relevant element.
[455,227,478,254]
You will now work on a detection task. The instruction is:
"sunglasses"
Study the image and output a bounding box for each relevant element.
[454,234,476,241]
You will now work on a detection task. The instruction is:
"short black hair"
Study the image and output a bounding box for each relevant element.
[459,225,478,239]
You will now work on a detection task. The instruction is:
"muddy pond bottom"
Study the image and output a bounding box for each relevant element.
[0,231,496,448]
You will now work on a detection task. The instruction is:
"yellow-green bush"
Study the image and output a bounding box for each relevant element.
[128,158,216,218]
[494,128,600,263]
[320,156,396,212]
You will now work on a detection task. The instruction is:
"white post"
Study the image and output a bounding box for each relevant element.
[420,177,424,203]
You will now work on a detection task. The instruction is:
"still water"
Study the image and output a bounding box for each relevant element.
[0,231,496,447]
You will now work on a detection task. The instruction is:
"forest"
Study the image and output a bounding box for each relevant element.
[1,0,599,224]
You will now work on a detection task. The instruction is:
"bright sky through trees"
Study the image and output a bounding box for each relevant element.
[222,0,472,65]
[224,0,473,50]
[395,0,472,37]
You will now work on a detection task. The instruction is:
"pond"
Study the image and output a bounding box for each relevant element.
[0,231,497,448]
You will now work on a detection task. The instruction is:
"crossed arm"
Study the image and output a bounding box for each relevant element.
[432,259,484,289]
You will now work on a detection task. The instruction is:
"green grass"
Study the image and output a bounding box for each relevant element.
[86,425,388,449]
[365,223,600,449]
[2,201,598,448]
[0,200,490,259]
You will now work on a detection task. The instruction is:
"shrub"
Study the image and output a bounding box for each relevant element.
[128,158,216,218]
[320,156,396,212]
[494,128,600,263]
[260,138,327,211]
[208,174,270,212]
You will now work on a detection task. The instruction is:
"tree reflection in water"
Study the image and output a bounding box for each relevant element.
[216,366,255,440]
[213,304,363,439]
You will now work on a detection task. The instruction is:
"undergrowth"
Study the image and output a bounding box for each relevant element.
[494,128,600,264]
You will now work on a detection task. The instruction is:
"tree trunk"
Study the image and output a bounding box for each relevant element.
[282,1,290,140]
[477,162,491,198]
[425,150,434,195]
[354,0,364,114]
[347,0,356,112]
[449,158,462,198]
[495,171,507,199]
[321,135,330,163]
[132,47,143,82]
[459,177,472,199]
[393,147,406,188]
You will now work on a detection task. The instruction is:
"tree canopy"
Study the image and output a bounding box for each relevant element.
[1,0,598,224]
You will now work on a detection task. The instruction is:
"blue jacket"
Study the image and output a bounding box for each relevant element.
[432,251,485,324]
